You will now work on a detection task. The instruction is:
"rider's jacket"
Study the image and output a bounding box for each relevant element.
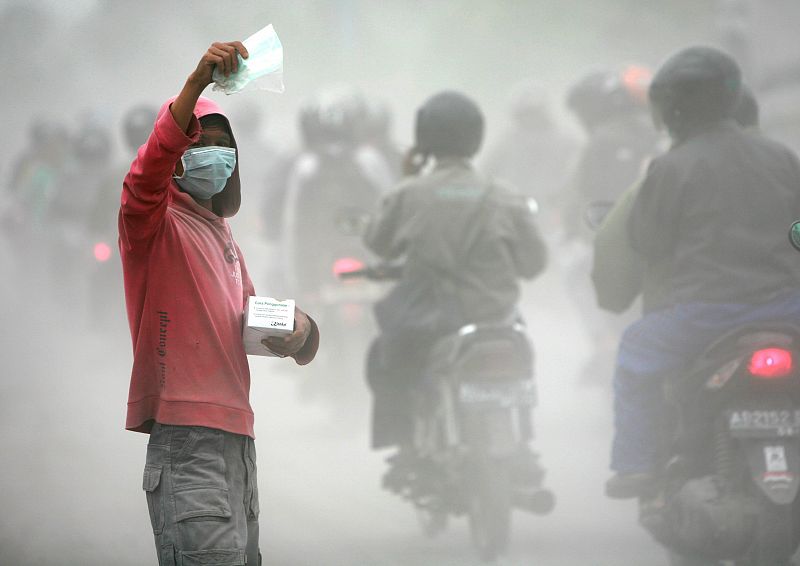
[629,120,800,313]
[364,159,547,327]
[572,114,658,203]
[282,145,391,295]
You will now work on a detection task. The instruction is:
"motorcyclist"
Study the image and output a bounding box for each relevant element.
[277,87,393,409]
[48,115,116,312]
[362,91,547,483]
[362,98,403,181]
[84,104,159,329]
[564,65,660,215]
[8,117,72,228]
[226,100,279,238]
[562,66,662,383]
[89,105,159,244]
[599,46,800,499]
[482,80,577,211]
[591,83,762,315]
[282,85,393,298]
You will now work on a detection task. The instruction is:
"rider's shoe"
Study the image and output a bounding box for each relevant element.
[382,449,416,493]
[605,472,655,500]
[511,448,545,486]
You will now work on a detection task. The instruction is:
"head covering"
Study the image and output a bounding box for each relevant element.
[157,95,241,218]
[415,90,484,158]
[567,68,649,131]
[648,46,741,140]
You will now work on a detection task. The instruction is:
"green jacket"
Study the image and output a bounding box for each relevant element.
[590,180,644,313]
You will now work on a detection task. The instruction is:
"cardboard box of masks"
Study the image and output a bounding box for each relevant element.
[243,296,295,356]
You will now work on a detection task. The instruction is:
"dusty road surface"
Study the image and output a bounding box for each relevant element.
[0,274,669,565]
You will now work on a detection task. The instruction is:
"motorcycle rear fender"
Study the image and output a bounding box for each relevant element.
[742,438,800,505]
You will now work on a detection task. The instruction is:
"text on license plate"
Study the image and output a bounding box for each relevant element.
[459,381,536,406]
[728,409,800,437]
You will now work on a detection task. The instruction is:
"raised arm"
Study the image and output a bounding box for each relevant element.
[119,41,248,249]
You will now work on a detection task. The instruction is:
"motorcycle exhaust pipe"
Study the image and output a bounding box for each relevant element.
[514,487,556,515]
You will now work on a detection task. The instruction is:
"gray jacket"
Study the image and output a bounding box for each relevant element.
[364,160,546,327]
[629,121,800,313]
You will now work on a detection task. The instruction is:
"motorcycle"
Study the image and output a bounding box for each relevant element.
[339,264,555,562]
[637,323,800,565]
[579,209,800,565]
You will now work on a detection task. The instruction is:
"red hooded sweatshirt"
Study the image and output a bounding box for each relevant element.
[120,96,318,438]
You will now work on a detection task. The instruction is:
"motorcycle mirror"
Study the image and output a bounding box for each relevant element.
[790,221,800,252]
[583,201,615,232]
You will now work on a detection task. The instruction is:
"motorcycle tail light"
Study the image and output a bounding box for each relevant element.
[93,242,112,262]
[748,348,793,379]
[332,257,364,278]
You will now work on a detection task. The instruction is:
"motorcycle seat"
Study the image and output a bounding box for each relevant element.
[425,322,533,382]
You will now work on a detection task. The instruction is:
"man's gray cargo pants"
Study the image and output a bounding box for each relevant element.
[143,423,260,565]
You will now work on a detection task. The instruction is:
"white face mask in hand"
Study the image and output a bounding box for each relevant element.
[212,23,284,95]
[174,146,236,200]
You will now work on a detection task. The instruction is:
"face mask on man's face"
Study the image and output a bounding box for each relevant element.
[174,146,236,200]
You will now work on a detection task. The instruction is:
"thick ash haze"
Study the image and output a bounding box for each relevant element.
[2,1,800,565]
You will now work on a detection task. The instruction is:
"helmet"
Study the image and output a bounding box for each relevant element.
[415,91,484,158]
[732,83,758,129]
[649,46,741,139]
[567,66,651,130]
[122,104,157,152]
[298,85,367,150]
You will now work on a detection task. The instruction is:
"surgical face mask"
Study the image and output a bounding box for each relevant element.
[174,146,236,200]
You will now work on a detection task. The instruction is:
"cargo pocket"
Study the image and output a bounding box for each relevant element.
[143,464,165,535]
[178,548,246,566]
[174,486,232,523]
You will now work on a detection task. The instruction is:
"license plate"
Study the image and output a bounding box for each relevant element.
[728,409,800,438]
[458,380,536,407]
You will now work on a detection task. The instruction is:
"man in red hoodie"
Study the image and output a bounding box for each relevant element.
[119,41,320,566]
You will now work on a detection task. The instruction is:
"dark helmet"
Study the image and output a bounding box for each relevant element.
[122,104,157,152]
[733,83,759,129]
[648,46,741,139]
[567,66,651,130]
[415,91,484,158]
[298,85,367,150]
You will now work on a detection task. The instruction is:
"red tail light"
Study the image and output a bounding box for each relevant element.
[93,242,112,262]
[332,257,364,278]
[748,348,794,379]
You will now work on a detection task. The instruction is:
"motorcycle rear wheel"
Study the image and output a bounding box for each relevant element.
[468,461,512,563]
[736,498,796,566]
[416,504,448,538]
